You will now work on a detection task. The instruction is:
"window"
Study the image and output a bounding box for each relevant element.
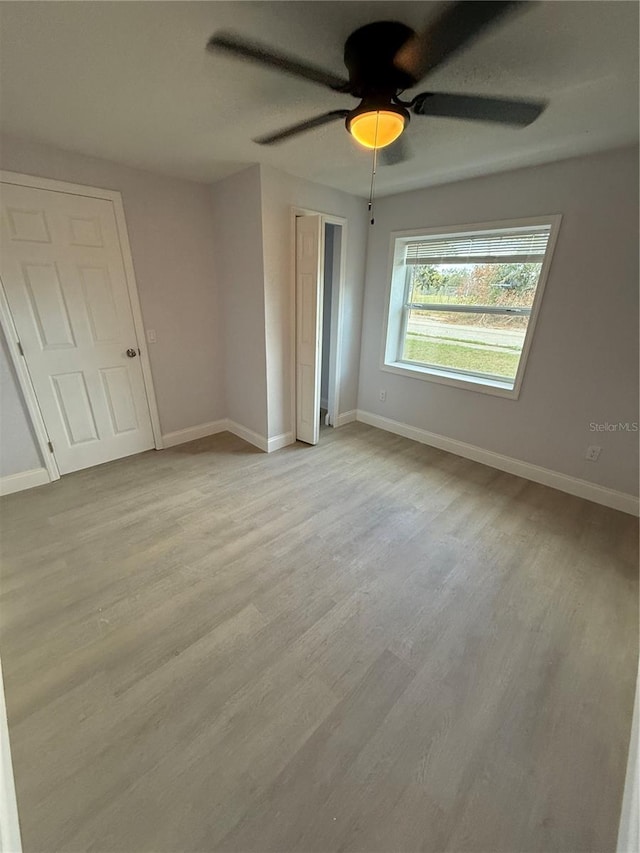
[383,217,560,398]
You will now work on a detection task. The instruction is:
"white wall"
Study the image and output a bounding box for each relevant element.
[2,133,635,502]
[209,165,366,443]
[0,327,42,477]
[259,164,367,439]
[0,134,223,438]
[0,138,367,464]
[209,166,268,438]
[358,145,639,497]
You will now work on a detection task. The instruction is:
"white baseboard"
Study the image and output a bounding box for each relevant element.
[267,432,295,453]
[335,409,357,427]
[162,419,270,453]
[356,410,639,516]
[225,420,268,453]
[162,418,281,454]
[0,467,49,497]
[161,420,227,448]
[0,659,22,853]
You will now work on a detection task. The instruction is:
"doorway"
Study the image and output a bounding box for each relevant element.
[294,210,346,445]
[0,173,161,477]
[320,223,341,428]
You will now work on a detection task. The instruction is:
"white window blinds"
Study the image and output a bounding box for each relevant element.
[404,225,551,265]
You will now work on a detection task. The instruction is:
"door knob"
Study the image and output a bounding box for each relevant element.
[126,348,138,358]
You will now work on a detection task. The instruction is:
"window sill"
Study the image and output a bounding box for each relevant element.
[381,360,521,399]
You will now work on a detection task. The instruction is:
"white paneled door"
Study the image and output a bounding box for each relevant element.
[295,214,323,446]
[0,183,155,474]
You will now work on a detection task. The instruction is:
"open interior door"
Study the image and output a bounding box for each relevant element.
[295,214,323,445]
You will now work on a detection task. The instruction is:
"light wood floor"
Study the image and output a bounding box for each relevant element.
[1,423,637,853]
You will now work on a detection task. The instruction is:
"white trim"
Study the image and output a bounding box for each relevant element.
[226,420,268,452]
[381,360,519,399]
[0,659,22,853]
[335,409,357,427]
[384,215,564,250]
[0,468,50,497]
[161,420,227,448]
[290,207,348,440]
[1,170,121,199]
[380,214,562,401]
[356,410,640,516]
[0,287,60,484]
[0,170,163,452]
[267,431,295,453]
[324,216,348,429]
[162,419,275,453]
[618,664,639,853]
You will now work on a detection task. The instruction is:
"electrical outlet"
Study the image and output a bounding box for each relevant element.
[379,389,387,402]
[146,329,157,344]
[585,445,601,462]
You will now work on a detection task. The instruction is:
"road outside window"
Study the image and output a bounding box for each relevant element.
[383,218,560,397]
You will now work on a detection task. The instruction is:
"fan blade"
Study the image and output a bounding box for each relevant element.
[381,136,411,166]
[412,92,545,126]
[394,1,521,84]
[254,110,350,145]
[207,33,349,92]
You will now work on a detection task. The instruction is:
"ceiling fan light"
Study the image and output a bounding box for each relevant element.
[348,109,406,149]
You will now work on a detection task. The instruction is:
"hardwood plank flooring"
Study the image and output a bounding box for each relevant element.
[0,423,637,853]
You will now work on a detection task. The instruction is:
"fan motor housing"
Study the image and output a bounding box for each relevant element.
[343,21,417,97]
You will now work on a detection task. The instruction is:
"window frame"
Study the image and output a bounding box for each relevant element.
[381,215,562,400]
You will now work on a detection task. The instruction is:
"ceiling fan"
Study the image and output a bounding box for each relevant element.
[206,1,547,165]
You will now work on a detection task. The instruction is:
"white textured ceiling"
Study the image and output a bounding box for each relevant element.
[0,1,638,197]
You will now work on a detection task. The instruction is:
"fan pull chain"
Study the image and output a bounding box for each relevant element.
[367,146,378,226]
[367,112,380,226]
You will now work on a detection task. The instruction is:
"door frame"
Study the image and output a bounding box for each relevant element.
[290,207,348,438]
[0,170,164,484]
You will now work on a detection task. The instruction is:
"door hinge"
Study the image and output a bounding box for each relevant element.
[47,441,54,453]
[17,341,24,356]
